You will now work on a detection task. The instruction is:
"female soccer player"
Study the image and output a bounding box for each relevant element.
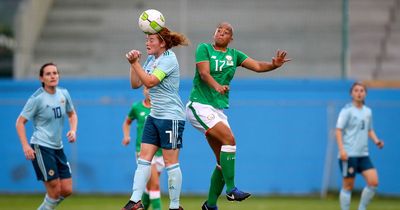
[185,22,290,210]
[122,87,164,210]
[122,27,189,210]
[16,63,78,210]
[336,82,384,210]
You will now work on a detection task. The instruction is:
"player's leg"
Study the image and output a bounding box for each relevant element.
[202,135,224,209]
[206,122,250,202]
[31,144,64,210]
[147,163,162,210]
[358,157,378,210]
[339,158,356,210]
[160,119,185,210]
[123,116,159,210]
[57,148,73,207]
[186,102,249,202]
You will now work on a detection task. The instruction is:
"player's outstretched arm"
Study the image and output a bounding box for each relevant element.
[242,50,290,73]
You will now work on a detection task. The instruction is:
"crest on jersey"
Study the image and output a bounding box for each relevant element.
[226,55,233,66]
[207,114,215,120]
[61,99,65,104]
[48,169,55,176]
[348,167,354,174]
[140,112,145,116]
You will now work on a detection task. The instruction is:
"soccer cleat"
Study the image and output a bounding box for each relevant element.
[226,187,251,201]
[201,201,218,210]
[122,200,144,210]
[169,206,184,210]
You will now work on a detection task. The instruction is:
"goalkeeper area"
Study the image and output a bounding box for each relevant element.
[1,194,399,210]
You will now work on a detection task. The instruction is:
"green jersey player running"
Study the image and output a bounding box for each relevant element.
[186,22,290,210]
[122,87,164,210]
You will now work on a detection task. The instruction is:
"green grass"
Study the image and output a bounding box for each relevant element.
[0,194,399,210]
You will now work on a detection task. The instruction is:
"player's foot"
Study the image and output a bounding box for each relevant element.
[201,201,218,210]
[226,187,251,201]
[169,206,184,210]
[122,200,144,210]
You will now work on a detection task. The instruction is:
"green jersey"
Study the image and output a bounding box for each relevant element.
[189,43,248,109]
[127,101,162,156]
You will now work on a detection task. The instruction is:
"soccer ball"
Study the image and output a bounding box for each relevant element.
[138,9,165,34]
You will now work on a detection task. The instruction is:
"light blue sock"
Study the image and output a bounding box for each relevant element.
[166,163,182,209]
[56,196,64,206]
[358,186,377,210]
[340,189,351,210]
[38,194,58,210]
[130,158,152,202]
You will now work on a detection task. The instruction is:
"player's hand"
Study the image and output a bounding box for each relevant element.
[23,144,35,160]
[67,130,76,143]
[122,136,131,146]
[126,50,142,64]
[215,85,229,95]
[272,50,291,68]
[376,140,384,149]
[339,149,348,161]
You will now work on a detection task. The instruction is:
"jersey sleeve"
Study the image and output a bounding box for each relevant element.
[153,55,176,80]
[336,108,349,129]
[20,96,37,121]
[62,89,75,113]
[195,43,210,63]
[235,49,249,66]
[127,103,137,120]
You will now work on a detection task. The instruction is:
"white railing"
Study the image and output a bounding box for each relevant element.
[13,0,53,78]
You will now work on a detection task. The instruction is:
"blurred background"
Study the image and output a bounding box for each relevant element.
[1,0,400,199]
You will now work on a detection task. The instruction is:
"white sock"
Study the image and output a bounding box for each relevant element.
[38,194,58,210]
[130,158,151,202]
[358,186,377,210]
[340,189,351,210]
[166,163,182,209]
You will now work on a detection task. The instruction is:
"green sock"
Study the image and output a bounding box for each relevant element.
[150,198,162,210]
[206,165,225,207]
[220,145,236,193]
[142,192,150,210]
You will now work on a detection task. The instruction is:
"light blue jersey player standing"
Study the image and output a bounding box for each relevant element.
[122,27,189,210]
[336,82,384,210]
[16,63,78,210]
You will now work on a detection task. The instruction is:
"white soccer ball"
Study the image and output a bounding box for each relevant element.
[138,9,165,34]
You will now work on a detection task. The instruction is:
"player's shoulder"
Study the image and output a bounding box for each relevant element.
[31,88,44,98]
[343,103,353,109]
[363,105,372,113]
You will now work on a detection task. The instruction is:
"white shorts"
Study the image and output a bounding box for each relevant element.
[185,101,230,134]
[136,153,165,173]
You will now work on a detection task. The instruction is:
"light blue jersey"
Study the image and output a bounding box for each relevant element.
[20,87,75,149]
[142,50,185,120]
[336,103,373,157]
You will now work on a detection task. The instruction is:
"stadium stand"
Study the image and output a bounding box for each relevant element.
[11,0,400,80]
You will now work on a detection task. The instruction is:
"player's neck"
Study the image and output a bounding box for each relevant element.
[353,101,363,109]
[143,99,151,108]
[43,86,56,94]
[213,44,227,52]
[155,49,166,58]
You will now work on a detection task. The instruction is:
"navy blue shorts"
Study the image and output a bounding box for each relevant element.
[142,115,185,149]
[339,156,374,178]
[31,144,72,182]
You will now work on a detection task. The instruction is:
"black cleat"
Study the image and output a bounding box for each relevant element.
[122,200,144,210]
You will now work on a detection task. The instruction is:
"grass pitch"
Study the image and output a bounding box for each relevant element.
[0,194,399,210]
